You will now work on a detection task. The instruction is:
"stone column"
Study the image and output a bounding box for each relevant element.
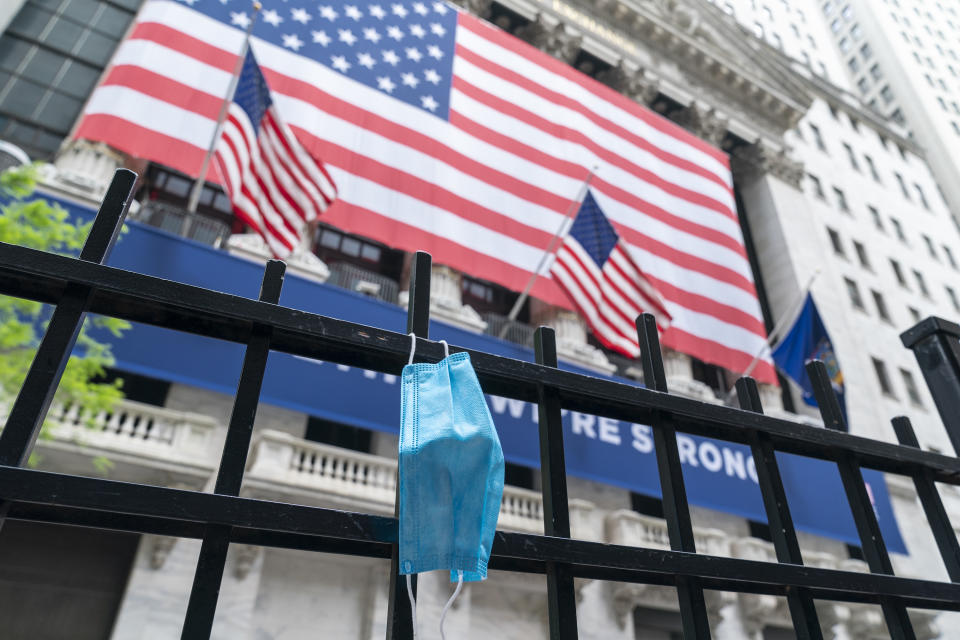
[50,139,124,201]
[398,258,488,332]
[529,299,615,374]
[662,348,717,402]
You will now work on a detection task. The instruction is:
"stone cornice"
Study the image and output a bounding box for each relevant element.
[505,0,812,134]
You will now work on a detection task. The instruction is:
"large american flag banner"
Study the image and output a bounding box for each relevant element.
[74,0,777,383]
[551,191,671,358]
[216,49,337,258]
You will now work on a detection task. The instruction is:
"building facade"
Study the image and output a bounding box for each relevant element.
[1,0,959,638]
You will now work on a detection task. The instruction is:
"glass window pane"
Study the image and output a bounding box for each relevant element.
[1,77,47,119]
[61,1,99,24]
[37,90,81,132]
[57,59,100,97]
[44,17,85,55]
[320,230,341,249]
[341,237,361,256]
[23,47,68,85]
[74,30,115,65]
[111,0,143,10]
[360,244,380,261]
[0,38,33,72]
[9,6,55,39]
[93,4,132,35]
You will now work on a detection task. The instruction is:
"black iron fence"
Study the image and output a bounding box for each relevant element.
[1,170,960,640]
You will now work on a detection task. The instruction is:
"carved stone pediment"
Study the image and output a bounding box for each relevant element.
[731,139,805,188]
[514,13,583,63]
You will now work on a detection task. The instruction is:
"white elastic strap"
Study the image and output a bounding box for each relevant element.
[407,332,417,366]
[439,339,450,358]
[406,574,418,640]
[439,571,464,640]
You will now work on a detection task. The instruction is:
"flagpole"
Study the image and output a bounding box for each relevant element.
[186,1,261,216]
[724,268,821,399]
[498,167,598,338]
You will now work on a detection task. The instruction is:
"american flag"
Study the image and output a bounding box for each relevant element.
[74,0,777,383]
[551,191,671,358]
[215,48,337,258]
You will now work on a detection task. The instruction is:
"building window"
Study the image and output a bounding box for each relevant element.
[808,173,825,198]
[869,64,882,81]
[881,85,895,103]
[861,42,873,58]
[914,269,930,297]
[944,245,958,269]
[848,57,860,72]
[872,357,896,396]
[869,205,884,230]
[828,228,846,256]
[842,5,854,20]
[851,24,863,39]
[753,21,765,38]
[872,290,892,322]
[891,217,906,242]
[915,184,930,209]
[890,258,907,286]
[853,241,871,268]
[864,155,881,182]
[0,0,140,159]
[810,124,827,150]
[953,121,960,135]
[891,109,906,125]
[856,77,869,93]
[843,143,860,170]
[831,17,842,32]
[894,172,911,199]
[923,234,938,259]
[900,368,923,405]
[908,306,921,322]
[845,277,865,310]
[839,37,851,52]
[833,186,850,212]
[947,286,960,312]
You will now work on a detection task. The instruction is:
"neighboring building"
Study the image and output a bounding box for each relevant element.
[819,0,960,229]
[1,0,959,639]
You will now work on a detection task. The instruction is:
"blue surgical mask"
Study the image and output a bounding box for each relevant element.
[399,333,505,638]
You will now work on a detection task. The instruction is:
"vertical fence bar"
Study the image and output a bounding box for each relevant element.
[386,251,431,640]
[636,313,711,640]
[735,377,822,640]
[806,361,916,640]
[0,169,137,468]
[891,416,960,582]
[534,326,578,640]
[900,317,960,455]
[179,260,286,640]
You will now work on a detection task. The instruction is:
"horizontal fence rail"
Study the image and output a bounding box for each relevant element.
[1,171,960,639]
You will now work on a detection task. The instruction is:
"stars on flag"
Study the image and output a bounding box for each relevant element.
[211,0,457,118]
[282,33,305,51]
[262,8,282,26]
[290,8,311,24]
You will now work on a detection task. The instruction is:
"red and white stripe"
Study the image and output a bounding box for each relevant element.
[73,0,777,383]
[551,237,672,358]
[214,103,336,258]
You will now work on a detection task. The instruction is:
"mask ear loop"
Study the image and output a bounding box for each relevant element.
[439,571,464,640]
[439,340,450,359]
[405,332,419,639]
[405,574,418,639]
[407,332,417,366]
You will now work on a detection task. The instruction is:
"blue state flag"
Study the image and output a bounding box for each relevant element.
[771,293,848,428]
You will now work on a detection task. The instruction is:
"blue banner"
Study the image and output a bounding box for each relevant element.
[42,191,906,553]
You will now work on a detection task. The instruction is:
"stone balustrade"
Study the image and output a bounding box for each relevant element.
[45,399,218,465]
[605,508,729,556]
[246,429,579,534]
[247,430,398,504]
